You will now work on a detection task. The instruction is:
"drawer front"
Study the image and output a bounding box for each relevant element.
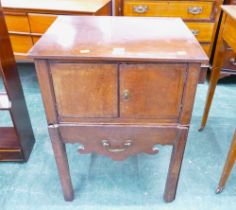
[9,34,33,53]
[59,124,185,160]
[28,13,57,34]
[222,47,236,71]
[4,13,30,32]
[50,63,118,119]
[124,1,214,20]
[185,22,214,42]
[32,36,41,44]
[201,43,211,57]
[119,64,187,120]
[223,15,236,53]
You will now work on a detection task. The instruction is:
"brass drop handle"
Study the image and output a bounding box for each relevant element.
[188,6,203,15]
[133,5,148,14]
[191,29,199,36]
[230,57,236,66]
[123,89,129,100]
[101,140,132,153]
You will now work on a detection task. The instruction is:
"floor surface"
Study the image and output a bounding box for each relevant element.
[0,64,236,210]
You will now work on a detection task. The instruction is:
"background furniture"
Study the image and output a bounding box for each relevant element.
[215,0,236,78]
[216,129,236,193]
[29,16,207,202]
[121,0,223,59]
[2,0,112,61]
[200,5,236,130]
[0,2,35,161]
[121,0,224,82]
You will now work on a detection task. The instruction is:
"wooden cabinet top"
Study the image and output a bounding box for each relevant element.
[222,5,236,20]
[29,16,208,63]
[2,0,111,14]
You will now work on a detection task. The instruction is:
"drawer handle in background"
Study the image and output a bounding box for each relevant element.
[191,29,200,36]
[230,57,236,66]
[101,139,133,153]
[188,6,203,15]
[133,5,149,14]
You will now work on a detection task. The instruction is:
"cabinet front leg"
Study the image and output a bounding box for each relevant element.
[164,129,188,202]
[48,125,74,201]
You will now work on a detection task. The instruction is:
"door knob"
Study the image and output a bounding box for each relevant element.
[123,89,129,100]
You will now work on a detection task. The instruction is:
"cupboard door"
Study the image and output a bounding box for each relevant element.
[50,63,118,119]
[120,64,187,120]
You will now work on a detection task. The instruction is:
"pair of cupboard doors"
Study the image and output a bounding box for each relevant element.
[47,62,199,125]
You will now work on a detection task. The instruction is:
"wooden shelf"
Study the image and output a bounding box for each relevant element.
[0,4,35,162]
[0,127,23,161]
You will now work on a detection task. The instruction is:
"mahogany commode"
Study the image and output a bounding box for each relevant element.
[29,16,208,202]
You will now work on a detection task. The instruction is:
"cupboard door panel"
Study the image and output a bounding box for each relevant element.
[120,64,187,120]
[50,63,118,119]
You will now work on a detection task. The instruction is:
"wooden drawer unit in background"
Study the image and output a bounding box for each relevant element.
[4,12,30,32]
[28,13,57,34]
[4,11,33,59]
[2,0,112,61]
[123,0,223,66]
[29,16,208,202]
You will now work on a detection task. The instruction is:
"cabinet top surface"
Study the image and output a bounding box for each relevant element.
[29,16,208,63]
[222,5,236,20]
[1,0,111,13]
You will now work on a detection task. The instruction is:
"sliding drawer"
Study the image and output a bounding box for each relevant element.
[59,124,185,160]
[28,13,57,34]
[124,1,214,20]
[32,35,41,44]
[222,47,236,71]
[4,12,30,33]
[186,22,214,42]
[9,34,33,53]
[201,43,211,57]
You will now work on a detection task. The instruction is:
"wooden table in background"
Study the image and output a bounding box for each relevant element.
[29,16,208,202]
[200,5,236,130]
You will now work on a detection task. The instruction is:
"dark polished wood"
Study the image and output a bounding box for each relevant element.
[200,5,236,130]
[29,16,208,202]
[216,129,236,193]
[0,2,35,161]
